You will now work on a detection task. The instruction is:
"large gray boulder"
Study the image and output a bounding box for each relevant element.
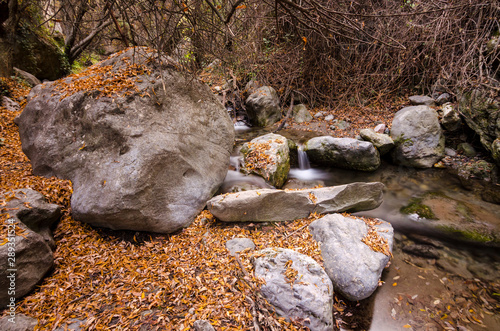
[390,106,445,168]
[309,214,394,301]
[18,47,234,233]
[240,133,290,188]
[304,136,380,171]
[253,248,334,331]
[245,86,281,127]
[359,128,395,155]
[207,182,384,222]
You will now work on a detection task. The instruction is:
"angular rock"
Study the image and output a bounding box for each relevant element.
[439,103,461,131]
[305,136,380,171]
[207,182,384,223]
[226,238,255,256]
[292,104,312,123]
[374,123,386,134]
[309,214,394,301]
[435,93,451,105]
[0,221,53,307]
[2,189,61,249]
[245,86,281,127]
[253,248,334,331]
[359,128,395,155]
[0,314,38,331]
[18,47,234,233]
[409,95,436,106]
[2,96,20,112]
[240,133,290,188]
[390,106,445,168]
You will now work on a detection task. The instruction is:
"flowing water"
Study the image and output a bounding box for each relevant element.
[222,125,500,330]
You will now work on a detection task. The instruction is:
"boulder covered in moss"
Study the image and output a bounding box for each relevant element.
[240,133,290,188]
[12,24,68,81]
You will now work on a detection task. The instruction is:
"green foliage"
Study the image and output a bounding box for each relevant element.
[70,53,100,74]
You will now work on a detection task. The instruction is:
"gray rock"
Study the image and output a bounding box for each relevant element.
[240,133,290,188]
[436,93,451,105]
[305,136,380,171]
[0,221,53,307]
[2,189,61,249]
[309,214,394,301]
[314,111,325,118]
[226,238,255,256]
[0,314,38,331]
[253,248,334,331]
[18,47,234,234]
[457,143,477,158]
[330,119,350,130]
[207,182,384,223]
[440,103,462,131]
[374,123,386,133]
[292,104,312,123]
[193,320,215,331]
[444,147,457,157]
[390,106,445,168]
[244,79,261,98]
[13,67,41,87]
[409,95,436,106]
[2,96,20,112]
[359,128,395,155]
[245,86,281,127]
[324,114,334,121]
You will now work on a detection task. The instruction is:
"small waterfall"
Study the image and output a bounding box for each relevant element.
[297,145,310,170]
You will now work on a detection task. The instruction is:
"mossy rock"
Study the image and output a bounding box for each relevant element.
[400,197,436,219]
[12,22,69,80]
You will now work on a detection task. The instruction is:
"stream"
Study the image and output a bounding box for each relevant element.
[223,125,500,330]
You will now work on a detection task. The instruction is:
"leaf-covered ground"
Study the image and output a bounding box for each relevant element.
[0,77,337,330]
[2,76,499,331]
